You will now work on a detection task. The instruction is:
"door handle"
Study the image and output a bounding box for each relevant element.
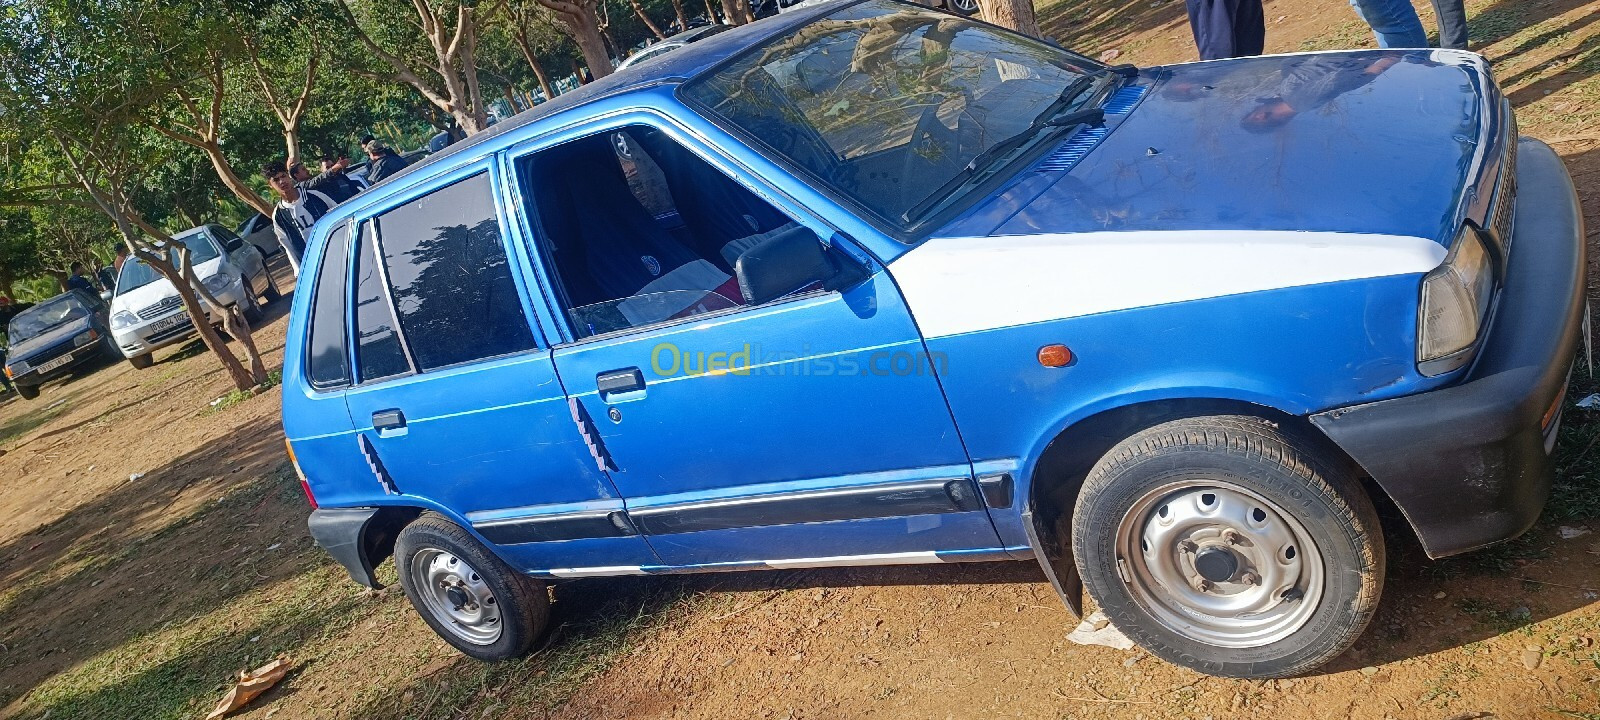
[372,408,407,433]
[596,367,645,399]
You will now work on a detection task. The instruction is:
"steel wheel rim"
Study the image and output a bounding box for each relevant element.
[950,0,979,12]
[1116,480,1324,648]
[409,548,503,645]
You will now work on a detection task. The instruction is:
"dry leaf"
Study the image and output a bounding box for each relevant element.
[205,655,291,719]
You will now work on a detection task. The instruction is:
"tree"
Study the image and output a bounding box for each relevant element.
[978,0,1040,36]
[718,0,751,26]
[519,0,614,82]
[341,0,499,135]
[239,5,322,169]
[0,0,270,391]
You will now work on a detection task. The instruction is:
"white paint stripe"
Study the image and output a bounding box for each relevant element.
[891,230,1446,339]
[764,551,943,569]
[547,566,649,578]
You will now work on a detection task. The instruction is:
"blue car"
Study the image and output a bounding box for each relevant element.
[284,0,1584,678]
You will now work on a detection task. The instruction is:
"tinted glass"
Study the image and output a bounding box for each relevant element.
[352,222,411,382]
[374,173,535,371]
[683,0,1092,229]
[307,224,352,389]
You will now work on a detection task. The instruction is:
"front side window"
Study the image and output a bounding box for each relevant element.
[683,0,1094,230]
[371,173,536,371]
[518,125,806,340]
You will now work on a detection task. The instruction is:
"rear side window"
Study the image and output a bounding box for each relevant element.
[307,223,351,389]
[353,222,411,382]
[371,172,535,371]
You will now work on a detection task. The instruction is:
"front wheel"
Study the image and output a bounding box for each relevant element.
[15,384,39,400]
[395,512,551,661]
[127,353,153,370]
[1072,416,1383,678]
[945,0,979,15]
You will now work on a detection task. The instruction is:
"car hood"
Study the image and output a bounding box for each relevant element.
[938,49,1506,245]
[111,258,222,316]
[7,317,93,364]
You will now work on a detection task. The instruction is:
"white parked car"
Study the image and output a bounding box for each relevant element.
[109,224,280,368]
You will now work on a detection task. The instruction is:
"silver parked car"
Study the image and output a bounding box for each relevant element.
[234,213,282,257]
[109,225,280,368]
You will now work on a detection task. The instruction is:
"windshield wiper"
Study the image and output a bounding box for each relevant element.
[902,65,1135,224]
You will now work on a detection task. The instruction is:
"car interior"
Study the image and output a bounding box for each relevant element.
[517,126,821,339]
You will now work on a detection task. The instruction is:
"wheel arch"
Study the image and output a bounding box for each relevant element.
[1021,395,1408,615]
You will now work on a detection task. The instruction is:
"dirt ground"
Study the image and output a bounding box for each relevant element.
[6,0,1600,717]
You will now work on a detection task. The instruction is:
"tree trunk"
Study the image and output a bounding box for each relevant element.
[513,26,558,99]
[631,0,668,39]
[572,57,588,84]
[979,0,1040,37]
[704,0,717,22]
[718,0,751,25]
[669,0,688,32]
[569,12,614,80]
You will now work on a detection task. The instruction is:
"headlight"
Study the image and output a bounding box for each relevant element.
[1418,226,1495,371]
[202,272,237,294]
[73,330,97,346]
[8,361,26,375]
[111,311,138,330]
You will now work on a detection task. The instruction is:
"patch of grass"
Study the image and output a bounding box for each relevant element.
[363,582,695,717]
[0,396,71,446]
[1456,597,1535,633]
[1418,661,1479,708]
[203,370,281,415]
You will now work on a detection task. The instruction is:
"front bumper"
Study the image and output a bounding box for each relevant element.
[113,299,233,358]
[1311,138,1585,559]
[9,337,112,387]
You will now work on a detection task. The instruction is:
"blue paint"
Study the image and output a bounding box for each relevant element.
[283,2,1521,587]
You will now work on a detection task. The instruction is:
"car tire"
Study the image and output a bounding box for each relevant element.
[945,0,980,15]
[240,286,263,325]
[1071,415,1383,678]
[261,270,283,303]
[395,512,551,661]
[128,353,153,370]
[16,384,39,400]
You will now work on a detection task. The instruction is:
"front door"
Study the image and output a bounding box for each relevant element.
[338,162,659,575]
[512,122,1004,568]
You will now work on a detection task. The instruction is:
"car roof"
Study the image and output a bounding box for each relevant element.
[368,0,857,190]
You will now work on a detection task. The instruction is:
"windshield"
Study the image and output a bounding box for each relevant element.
[7,294,88,344]
[683,0,1095,232]
[115,230,221,295]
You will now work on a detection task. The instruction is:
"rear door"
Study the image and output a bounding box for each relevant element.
[338,159,659,575]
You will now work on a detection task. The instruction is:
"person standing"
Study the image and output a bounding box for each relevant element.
[1184,0,1266,61]
[363,140,411,185]
[67,262,96,293]
[291,158,359,203]
[1431,0,1469,49]
[264,159,337,276]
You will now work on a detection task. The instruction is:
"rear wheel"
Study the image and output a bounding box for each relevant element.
[1072,416,1383,678]
[15,384,39,399]
[946,0,979,15]
[261,269,283,303]
[128,353,153,370]
[395,512,551,661]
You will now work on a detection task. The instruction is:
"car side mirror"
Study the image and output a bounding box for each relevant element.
[734,225,861,306]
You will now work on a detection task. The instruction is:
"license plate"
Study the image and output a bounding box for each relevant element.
[35,354,72,373]
[149,312,189,334]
